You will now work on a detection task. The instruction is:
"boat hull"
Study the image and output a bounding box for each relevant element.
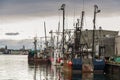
[28,57,51,65]
[63,59,105,73]
[93,59,105,73]
[72,59,82,71]
[63,59,82,73]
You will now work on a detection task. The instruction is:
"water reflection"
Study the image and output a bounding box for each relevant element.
[94,74,105,80]
[28,63,120,80]
[60,71,118,80]
[72,73,82,80]
[0,55,120,80]
[82,73,93,80]
[28,63,61,80]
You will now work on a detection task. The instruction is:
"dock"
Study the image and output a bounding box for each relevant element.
[105,62,120,74]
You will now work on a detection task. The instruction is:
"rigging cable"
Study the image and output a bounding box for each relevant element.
[73,8,76,27]
[58,9,61,32]
[81,0,85,28]
[83,0,88,30]
[82,0,85,11]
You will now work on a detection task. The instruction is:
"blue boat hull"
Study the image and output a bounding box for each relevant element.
[93,59,105,71]
[69,58,105,73]
[72,59,82,70]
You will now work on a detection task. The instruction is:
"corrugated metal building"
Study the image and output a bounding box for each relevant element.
[80,29,119,57]
[115,36,120,56]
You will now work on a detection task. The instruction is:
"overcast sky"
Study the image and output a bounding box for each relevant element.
[0,0,120,40]
[0,0,120,17]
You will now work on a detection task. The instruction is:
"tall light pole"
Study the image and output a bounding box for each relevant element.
[92,5,101,59]
[59,4,65,54]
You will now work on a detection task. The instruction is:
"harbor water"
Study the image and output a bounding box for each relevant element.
[0,55,119,80]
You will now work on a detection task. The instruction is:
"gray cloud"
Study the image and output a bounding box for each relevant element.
[0,0,120,17]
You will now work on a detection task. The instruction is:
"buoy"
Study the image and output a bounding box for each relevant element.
[68,61,72,66]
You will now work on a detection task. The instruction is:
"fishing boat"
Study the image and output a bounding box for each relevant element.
[62,4,105,73]
[28,23,51,65]
[62,9,93,73]
[28,48,51,65]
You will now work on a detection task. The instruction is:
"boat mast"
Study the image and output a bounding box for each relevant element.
[44,21,48,48]
[49,30,53,48]
[92,5,100,59]
[57,22,60,49]
[34,37,37,58]
[74,11,84,55]
[80,11,84,29]
[79,11,84,51]
[59,4,65,54]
